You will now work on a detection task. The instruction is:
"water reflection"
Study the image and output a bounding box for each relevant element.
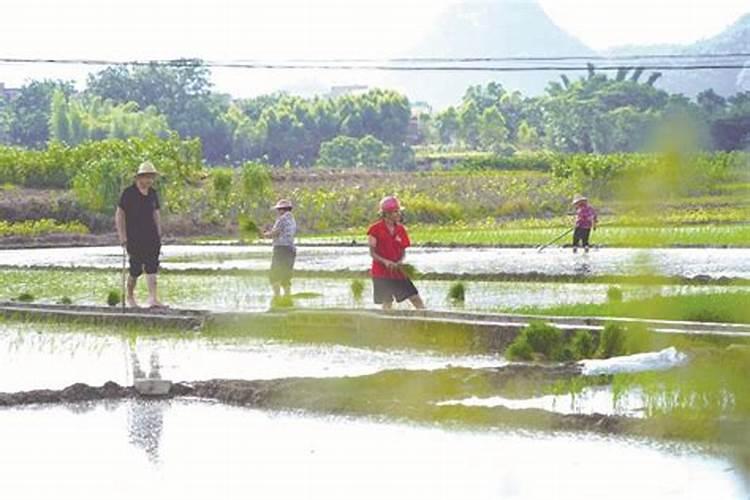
[0,400,746,500]
[126,400,164,464]
[126,349,165,463]
[0,245,748,278]
[0,324,507,393]
[573,260,592,275]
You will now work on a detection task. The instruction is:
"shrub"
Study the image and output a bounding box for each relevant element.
[404,193,463,223]
[454,152,555,172]
[107,290,121,307]
[240,161,273,213]
[238,215,261,242]
[506,338,534,361]
[15,292,35,302]
[0,219,88,237]
[351,279,365,301]
[0,136,205,214]
[524,321,564,357]
[572,330,598,359]
[448,282,466,303]
[505,321,564,361]
[597,323,626,358]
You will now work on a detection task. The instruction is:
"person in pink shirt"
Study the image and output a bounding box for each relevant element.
[572,195,597,253]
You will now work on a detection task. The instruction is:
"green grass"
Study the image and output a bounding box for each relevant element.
[515,292,750,324]
[0,219,89,237]
[306,223,750,247]
[162,251,268,263]
[410,224,750,247]
[0,268,355,311]
[612,347,750,442]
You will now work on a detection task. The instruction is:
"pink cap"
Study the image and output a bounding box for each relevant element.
[379,196,401,213]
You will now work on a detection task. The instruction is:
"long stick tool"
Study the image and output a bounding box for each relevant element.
[121,246,127,311]
[537,227,574,253]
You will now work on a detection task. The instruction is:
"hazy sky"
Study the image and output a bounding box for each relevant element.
[0,0,747,95]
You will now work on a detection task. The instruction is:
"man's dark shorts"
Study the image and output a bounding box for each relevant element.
[573,227,592,247]
[128,247,161,278]
[372,277,419,304]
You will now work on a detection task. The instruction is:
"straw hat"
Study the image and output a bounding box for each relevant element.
[272,199,293,210]
[572,195,588,205]
[136,161,159,176]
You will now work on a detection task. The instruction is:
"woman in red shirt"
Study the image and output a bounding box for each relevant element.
[367,196,425,310]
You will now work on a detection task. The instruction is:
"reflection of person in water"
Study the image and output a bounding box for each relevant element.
[573,260,592,275]
[127,398,165,464]
[126,350,165,463]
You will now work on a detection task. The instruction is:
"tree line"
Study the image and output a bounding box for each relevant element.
[0,60,748,168]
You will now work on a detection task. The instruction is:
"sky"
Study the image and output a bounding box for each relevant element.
[0,0,747,96]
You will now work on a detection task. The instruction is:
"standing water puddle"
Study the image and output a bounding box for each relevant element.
[439,385,648,417]
[0,400,746,500]
[0,324,506,393]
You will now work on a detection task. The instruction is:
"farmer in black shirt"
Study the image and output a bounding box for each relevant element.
[115,161,165,308]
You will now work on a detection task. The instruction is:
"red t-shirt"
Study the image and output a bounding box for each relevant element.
[367,219,411,279]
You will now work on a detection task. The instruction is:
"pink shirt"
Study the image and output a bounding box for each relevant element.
[576,204,598,229]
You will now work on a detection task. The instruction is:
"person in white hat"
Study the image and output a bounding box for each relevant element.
[263,199,297,297]
[115,161,166,308]
[571,195,598,253]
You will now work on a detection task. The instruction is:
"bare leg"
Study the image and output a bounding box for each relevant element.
[145,274,164,307]
[282,281,292,296]
[407,294,425,310]
[127,276,139,308]
[272,283,281,297]
[381,299,393,310]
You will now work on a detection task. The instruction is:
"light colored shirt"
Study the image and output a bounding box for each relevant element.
[272,211,296,247]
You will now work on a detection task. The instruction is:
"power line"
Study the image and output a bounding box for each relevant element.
[210,63,745,72]
[242,52,750,63]
[0,56,747,72]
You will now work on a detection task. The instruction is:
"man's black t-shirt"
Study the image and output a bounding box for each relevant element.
[118,184,161,253]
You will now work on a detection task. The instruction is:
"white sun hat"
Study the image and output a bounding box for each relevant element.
[272,199,293,210]
[572,195,588,205]
[136,161,159,176]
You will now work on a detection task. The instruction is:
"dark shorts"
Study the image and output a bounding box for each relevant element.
[128,246,160,278]
[573,227,592,247]
[372,278,419,304]
[270,246,296,286]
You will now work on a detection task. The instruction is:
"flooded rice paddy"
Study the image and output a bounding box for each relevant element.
[0,267,745,313]
[2,400,746,500]
[0,244,748,278]
[1,244,748,498]
[0,323,507,393]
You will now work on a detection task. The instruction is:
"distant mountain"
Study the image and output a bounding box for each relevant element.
[389,3,750,108]
[387,0,596,108]
[606,13,750,97]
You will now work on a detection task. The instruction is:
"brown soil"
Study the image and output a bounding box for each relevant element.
[0,376,737,445]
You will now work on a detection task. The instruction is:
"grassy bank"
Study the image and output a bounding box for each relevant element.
[514,291,750,324]
[306,223,750,247]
